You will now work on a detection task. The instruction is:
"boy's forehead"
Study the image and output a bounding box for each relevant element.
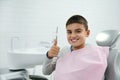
[66,23,85,30]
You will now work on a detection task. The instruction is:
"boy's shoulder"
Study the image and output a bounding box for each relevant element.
[90,45,109,57]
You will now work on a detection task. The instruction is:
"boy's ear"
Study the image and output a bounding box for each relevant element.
[86,30,90,37]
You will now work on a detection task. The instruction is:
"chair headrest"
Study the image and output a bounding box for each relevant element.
[96,30,120,48]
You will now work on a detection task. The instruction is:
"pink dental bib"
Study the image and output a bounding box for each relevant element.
[54,46,109,80]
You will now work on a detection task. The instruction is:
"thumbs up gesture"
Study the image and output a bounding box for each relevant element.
[47,39,60,58]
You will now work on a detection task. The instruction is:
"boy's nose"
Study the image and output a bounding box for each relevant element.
[71,33,76,37]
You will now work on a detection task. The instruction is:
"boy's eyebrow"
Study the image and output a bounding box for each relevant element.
[66,30,71,33]
[67,29,71,31]
[75,28,83,30]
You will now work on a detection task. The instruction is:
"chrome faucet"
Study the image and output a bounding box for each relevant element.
[11,36,20,51]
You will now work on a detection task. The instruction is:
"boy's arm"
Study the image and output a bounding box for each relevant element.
[42,52,58,75]
[42,46,70,75]
[42,39,59,75]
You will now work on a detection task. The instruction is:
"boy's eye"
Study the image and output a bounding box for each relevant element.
[76,30,81,33]
[67,31,72,34]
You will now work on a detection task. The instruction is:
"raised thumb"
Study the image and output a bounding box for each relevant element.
[53,39,57,46]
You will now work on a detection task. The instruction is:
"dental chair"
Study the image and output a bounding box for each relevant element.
[96,30,120,80]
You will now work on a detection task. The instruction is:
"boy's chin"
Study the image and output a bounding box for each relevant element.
[71,45,79,48]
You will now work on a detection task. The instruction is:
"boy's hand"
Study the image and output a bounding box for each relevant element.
[47,39,60,58]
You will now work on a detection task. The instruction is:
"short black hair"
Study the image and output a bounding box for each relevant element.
[66,15,88,30]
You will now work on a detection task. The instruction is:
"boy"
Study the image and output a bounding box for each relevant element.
[42,15,109,80]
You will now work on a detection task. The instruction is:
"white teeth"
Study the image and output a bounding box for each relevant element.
[72,40,76,41]
[71,39,77,42]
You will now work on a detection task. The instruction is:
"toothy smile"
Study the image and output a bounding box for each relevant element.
[71,39,79,43]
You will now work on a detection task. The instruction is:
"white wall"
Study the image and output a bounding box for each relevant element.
[0,0,120,68]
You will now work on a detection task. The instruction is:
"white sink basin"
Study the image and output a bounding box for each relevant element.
[7,47,48,69]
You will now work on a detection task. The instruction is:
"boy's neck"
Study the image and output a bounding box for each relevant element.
[71,45,85,51]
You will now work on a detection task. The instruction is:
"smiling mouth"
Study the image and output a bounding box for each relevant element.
[71,38,79,43]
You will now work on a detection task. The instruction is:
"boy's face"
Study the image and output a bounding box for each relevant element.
[66,23,90,50]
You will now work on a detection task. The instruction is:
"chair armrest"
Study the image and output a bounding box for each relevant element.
[29,75,48,80]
